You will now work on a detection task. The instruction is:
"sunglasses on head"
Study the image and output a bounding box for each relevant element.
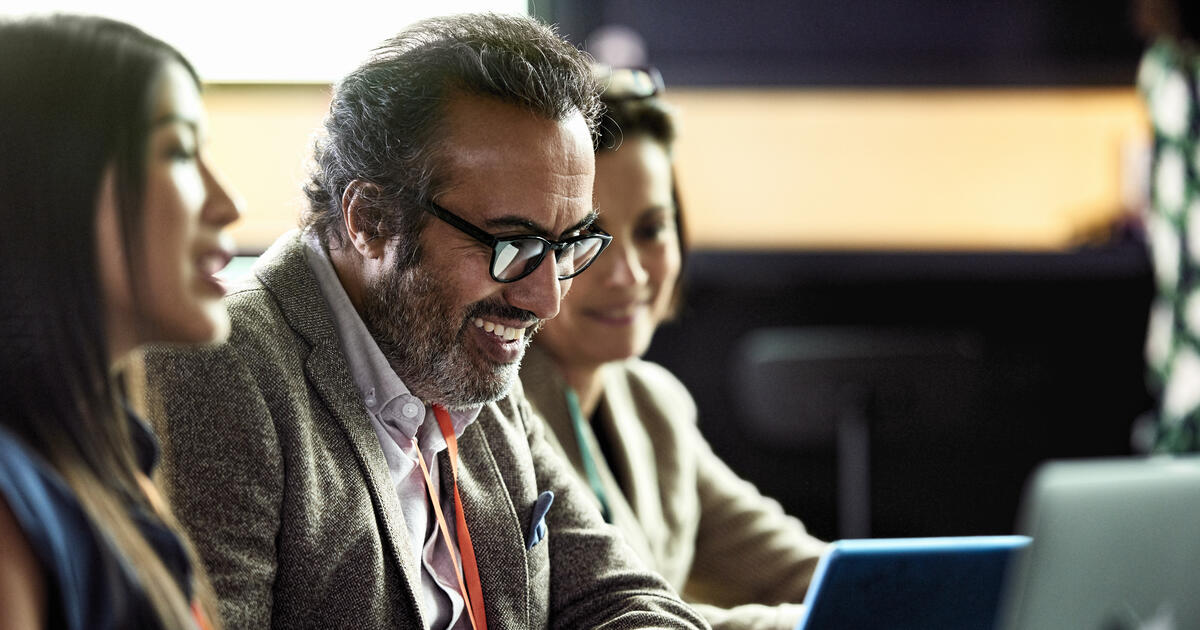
[594,65,665,102]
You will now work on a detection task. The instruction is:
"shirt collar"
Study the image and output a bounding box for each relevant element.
[302,231,480,442]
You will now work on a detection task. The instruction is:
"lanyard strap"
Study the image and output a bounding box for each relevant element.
[413,405,488,630]
[191,602,212,630]
[564,387,612,523]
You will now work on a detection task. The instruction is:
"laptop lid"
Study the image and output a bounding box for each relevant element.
[795,535,1029,630]
[997,455,1200,630]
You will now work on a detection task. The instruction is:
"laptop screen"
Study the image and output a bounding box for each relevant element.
[996,456,1200,630]
[796,536,1029,630]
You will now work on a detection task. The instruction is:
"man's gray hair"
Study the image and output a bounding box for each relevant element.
[302,12,601,264]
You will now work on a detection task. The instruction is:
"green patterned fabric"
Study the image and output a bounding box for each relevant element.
[1139,39,1200,451]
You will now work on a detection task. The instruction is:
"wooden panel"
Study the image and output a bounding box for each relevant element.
[202,84,331,253]
[668,88,1148,250]
[201,85,1149,253]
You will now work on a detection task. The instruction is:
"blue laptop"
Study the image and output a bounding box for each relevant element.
[795,535,1030,630]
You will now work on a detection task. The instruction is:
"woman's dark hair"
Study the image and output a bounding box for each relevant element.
[302,12,601,267]
[0,14,216,629]
[596,90,689,316]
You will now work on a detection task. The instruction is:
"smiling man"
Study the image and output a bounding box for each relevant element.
[144,13,708,630]
[348,94,603,410]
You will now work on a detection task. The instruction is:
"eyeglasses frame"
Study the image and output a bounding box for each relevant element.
[424,201,613,284]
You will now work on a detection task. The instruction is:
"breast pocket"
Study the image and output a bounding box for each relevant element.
[525,489,553,625]
[526,529,550,581]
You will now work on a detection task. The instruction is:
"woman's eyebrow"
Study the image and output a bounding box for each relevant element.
[150,113,199,134]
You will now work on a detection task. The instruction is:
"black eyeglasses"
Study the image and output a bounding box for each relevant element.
[424,202,612,283]
[594,65,665,102]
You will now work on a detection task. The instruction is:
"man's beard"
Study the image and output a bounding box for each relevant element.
[360,256,539,410]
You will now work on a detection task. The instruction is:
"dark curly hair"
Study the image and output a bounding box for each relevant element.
[302,13,601,266]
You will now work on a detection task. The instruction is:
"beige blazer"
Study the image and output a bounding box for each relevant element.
[144,232,708,630]
[521,346,828,630]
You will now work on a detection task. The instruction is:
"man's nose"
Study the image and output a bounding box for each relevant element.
[503,254,563,321]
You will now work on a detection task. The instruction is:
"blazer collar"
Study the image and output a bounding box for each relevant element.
[594,360,670,552]
[518,346,578,466]
[519,346,660,563]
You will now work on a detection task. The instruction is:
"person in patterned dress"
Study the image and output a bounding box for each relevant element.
[1136,0,1200,451]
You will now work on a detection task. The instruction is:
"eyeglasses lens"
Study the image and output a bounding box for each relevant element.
[554,236,605,278]
[493,238,545,281]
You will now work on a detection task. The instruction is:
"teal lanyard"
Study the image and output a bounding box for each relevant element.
[564,386,613,523]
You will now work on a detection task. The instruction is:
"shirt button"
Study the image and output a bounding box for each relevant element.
[402,402,421,418]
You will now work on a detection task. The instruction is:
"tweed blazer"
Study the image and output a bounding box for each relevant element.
[520,346,829,630]
[143,231,708,630]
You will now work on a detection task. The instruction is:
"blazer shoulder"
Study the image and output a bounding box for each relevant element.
[143,281,297,391]
[225,283,286,329]
[611,358,697,424]
[622,358,687,390]
[217,284,295,350]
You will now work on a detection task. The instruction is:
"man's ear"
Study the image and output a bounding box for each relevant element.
[341,179,387,259]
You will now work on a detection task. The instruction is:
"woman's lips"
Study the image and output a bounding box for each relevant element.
[583,302,647,325]
[196,247,234,294]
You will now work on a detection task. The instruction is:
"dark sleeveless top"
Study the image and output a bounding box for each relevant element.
[0,414,194,629]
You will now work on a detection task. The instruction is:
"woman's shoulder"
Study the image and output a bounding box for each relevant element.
[0,427,77,524]
[0,427,131,629]
[0,426,100,558]
[612,357,690,392]
[0,486,47,629]
[606,358,697,424]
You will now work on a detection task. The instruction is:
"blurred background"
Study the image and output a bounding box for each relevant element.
[7,0,1156,541]
[552,0,1154,543]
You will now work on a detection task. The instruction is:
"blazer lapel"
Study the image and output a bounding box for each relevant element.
[520,346,656,563]
[255,232,426,612]
[305,343,425,597]
[597,364,670,558]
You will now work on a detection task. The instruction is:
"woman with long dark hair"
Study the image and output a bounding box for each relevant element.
[0,14,240,629]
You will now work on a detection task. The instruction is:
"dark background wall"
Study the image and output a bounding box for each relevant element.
[532,0,1143,86]
[645,239,1155,541]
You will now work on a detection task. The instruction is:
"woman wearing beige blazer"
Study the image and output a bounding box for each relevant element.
[520,67,829,630]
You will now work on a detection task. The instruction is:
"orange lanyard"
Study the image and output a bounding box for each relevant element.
[412,405,488,630]
[191,601,213,630]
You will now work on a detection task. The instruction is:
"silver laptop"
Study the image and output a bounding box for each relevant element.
[997,455,1200,630]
